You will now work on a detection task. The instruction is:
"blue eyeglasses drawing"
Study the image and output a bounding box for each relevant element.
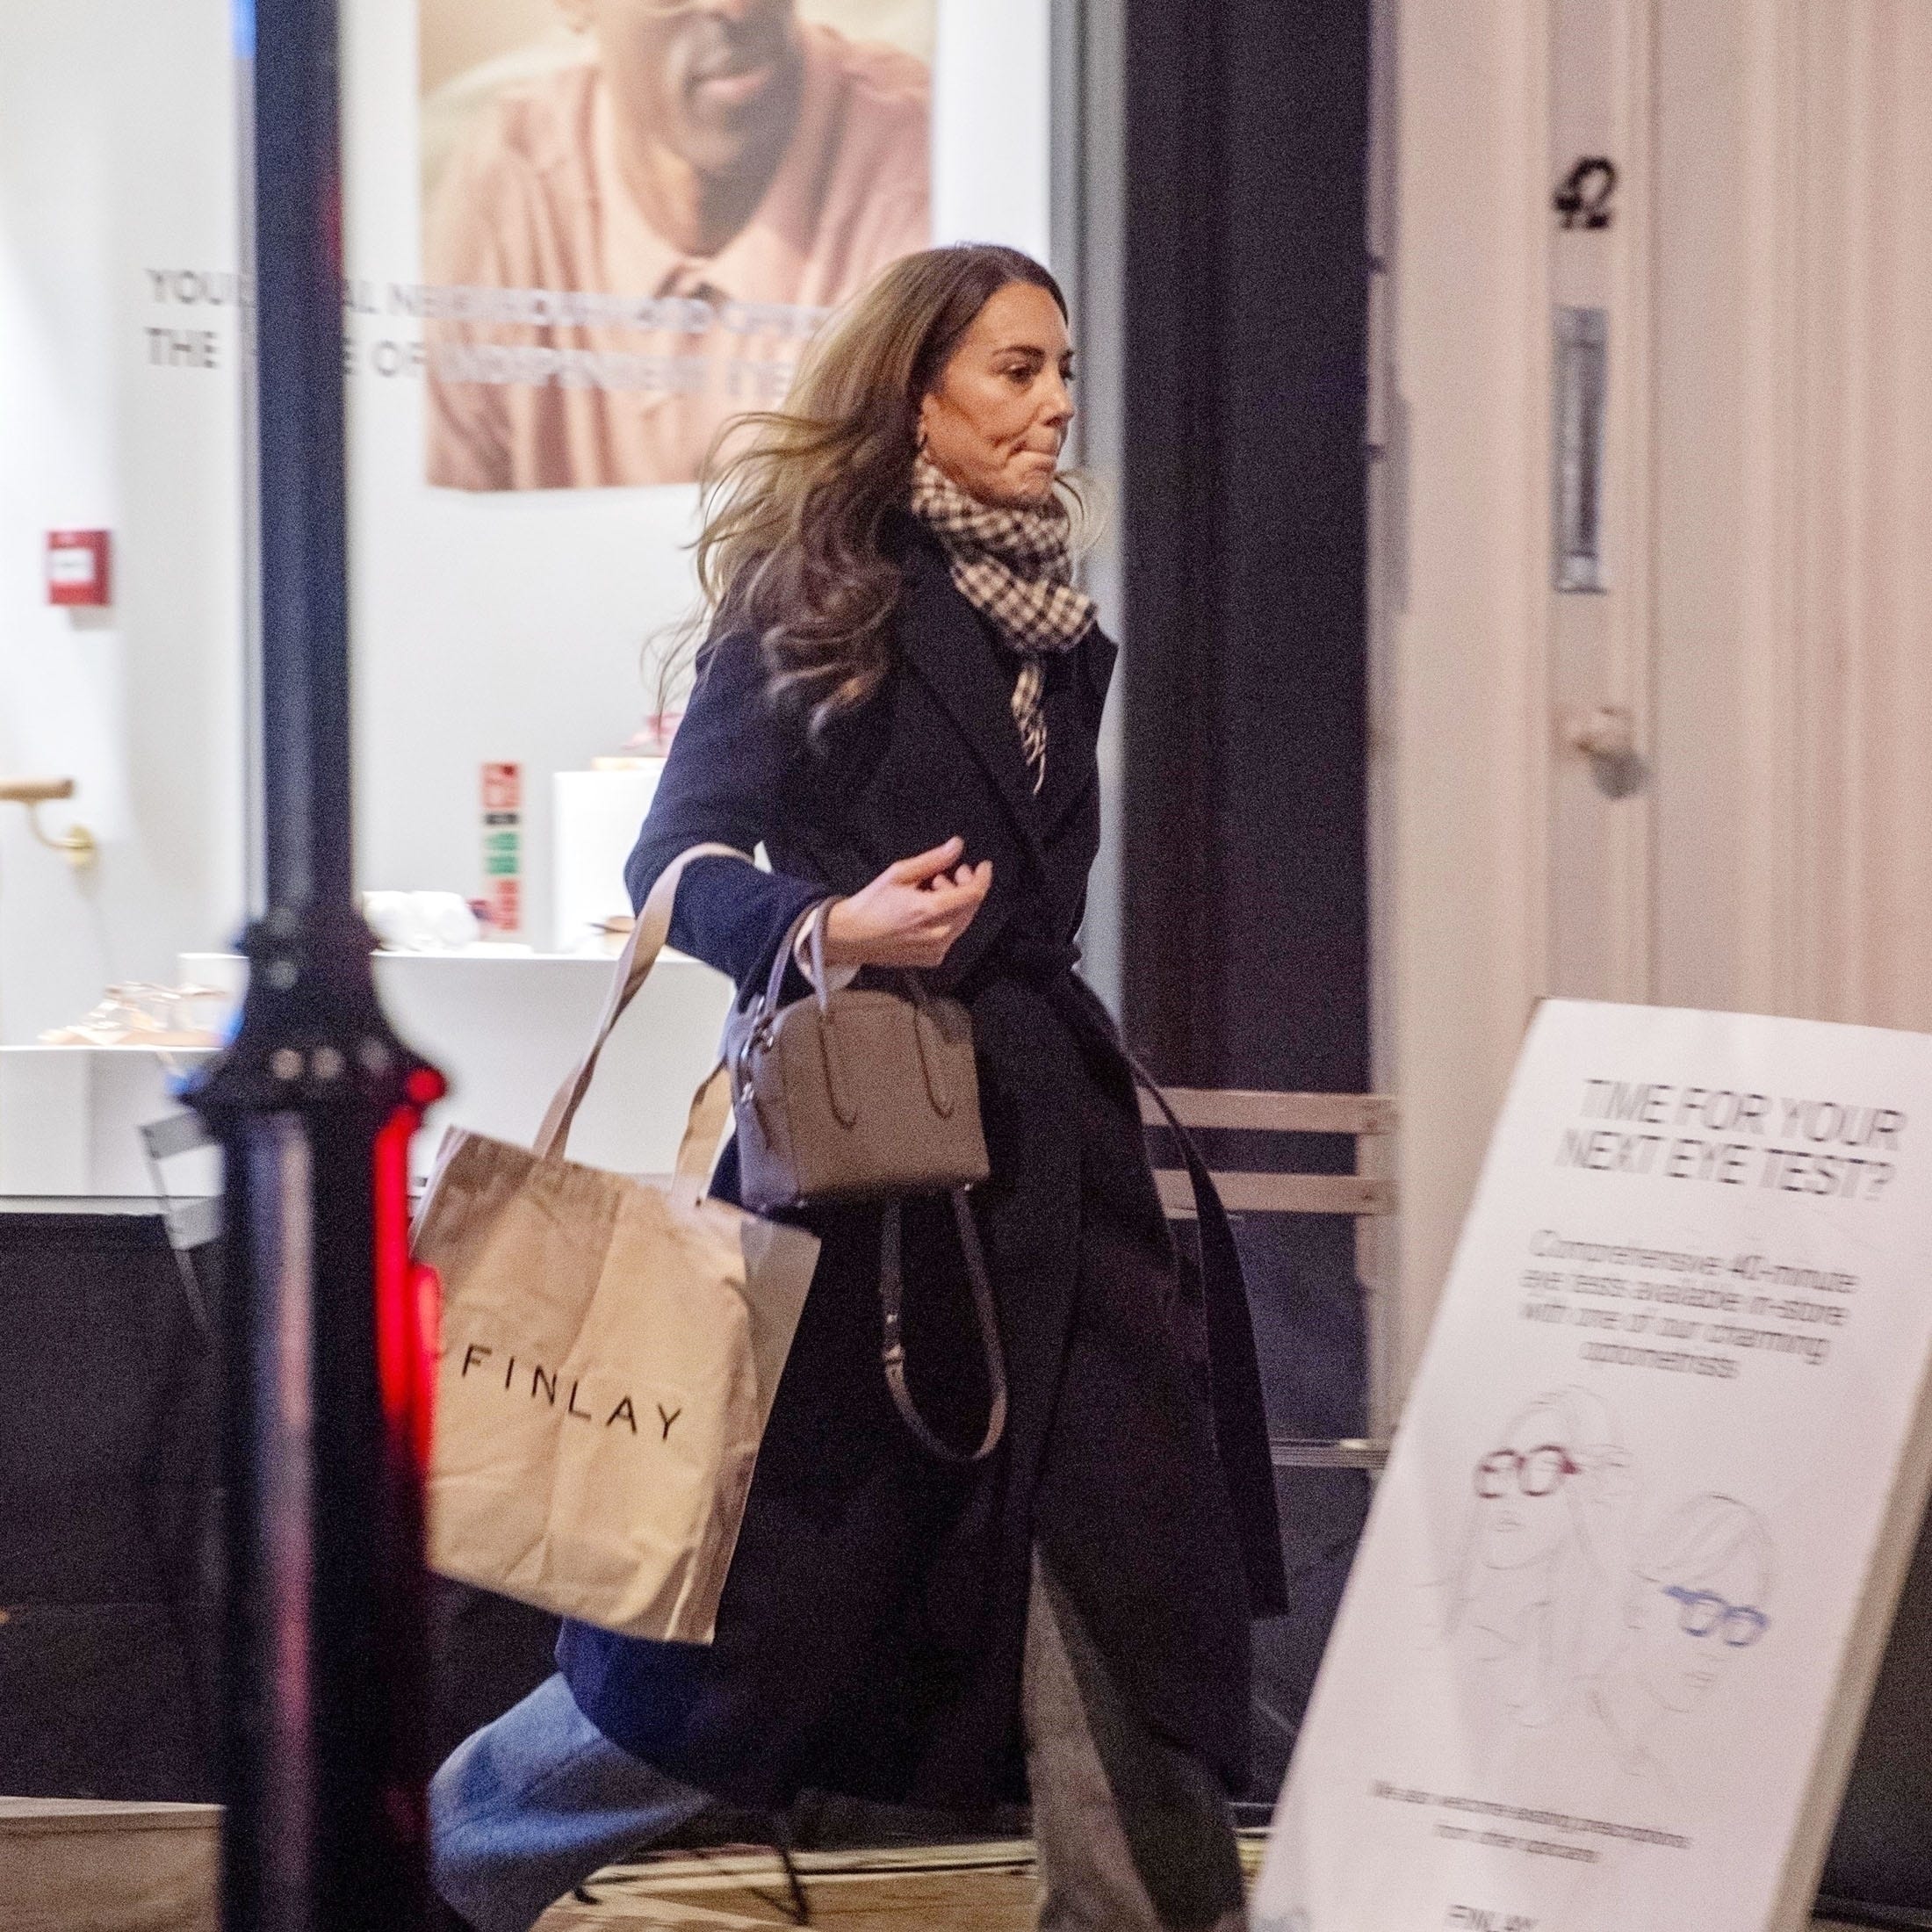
[1662,1584,1770,1647]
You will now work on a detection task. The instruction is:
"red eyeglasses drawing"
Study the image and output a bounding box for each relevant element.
[1474,1444,1581,1499]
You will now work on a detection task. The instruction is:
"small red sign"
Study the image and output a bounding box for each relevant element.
[482,876,522,936]
[481,762,522,812]
[47,530,111,607]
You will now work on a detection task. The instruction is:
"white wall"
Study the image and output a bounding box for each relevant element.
[0,0,246,1045]
[1379,0,1932,1402]
[1376,1,1550,1398]
[933,0,1051,264]
[1649,0,1932,1034]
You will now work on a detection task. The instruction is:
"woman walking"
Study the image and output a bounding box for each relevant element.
[430,242,1286,1932]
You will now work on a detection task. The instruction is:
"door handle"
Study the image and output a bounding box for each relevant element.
[1561,705,1645,798]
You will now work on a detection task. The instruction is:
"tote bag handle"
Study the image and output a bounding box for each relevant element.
[532,841,752,1165]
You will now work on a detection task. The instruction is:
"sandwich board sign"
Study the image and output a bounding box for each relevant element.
[1256,1000,1932,1932]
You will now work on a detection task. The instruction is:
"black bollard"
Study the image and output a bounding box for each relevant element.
[189,2,445,1928]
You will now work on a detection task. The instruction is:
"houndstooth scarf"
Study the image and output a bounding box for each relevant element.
[910,451,1097,794]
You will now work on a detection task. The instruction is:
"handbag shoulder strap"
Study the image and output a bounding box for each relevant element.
[879,1191,1008,1465]
[533,841,751,1160]
[1125,1049,1291,1618]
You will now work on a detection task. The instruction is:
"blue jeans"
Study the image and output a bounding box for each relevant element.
[430,1551,1246,1932]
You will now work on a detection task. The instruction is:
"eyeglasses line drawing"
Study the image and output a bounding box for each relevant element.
[1660,1583,1770,1647]
[1474,1443,1582,1498]
[1473,1442,1776,1641]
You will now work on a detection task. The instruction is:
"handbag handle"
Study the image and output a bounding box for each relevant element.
[744,898,872,1128]
[904,977,956,1120]
[879,1190,1007,1464]
[743,904,959,1130]
[751,895,841,1018]
[533,840,752,1163]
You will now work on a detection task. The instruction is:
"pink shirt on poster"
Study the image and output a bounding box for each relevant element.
[424,23,931,493]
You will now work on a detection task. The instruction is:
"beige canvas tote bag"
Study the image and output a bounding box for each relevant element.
[414,843,820,1643]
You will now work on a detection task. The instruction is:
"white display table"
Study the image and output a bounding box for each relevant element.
[0,1047,218,1197]
[184,948,736,1186]
[0,949,734,1198]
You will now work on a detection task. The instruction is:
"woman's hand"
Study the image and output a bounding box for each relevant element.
[821,837,993,970]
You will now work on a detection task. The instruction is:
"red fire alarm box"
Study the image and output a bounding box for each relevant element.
[47,530,112,608]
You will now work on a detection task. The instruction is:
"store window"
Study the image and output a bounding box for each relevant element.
[0,0,1055,1169]
[0,0,1060,1808]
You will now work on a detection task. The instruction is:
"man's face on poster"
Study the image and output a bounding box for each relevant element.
[581,0,804,179]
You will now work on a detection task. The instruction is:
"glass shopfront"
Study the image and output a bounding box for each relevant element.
[0,0,1056,1176]
[0,0,1061,1824]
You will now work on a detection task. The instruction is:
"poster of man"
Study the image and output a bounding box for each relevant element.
[420,0,934,492]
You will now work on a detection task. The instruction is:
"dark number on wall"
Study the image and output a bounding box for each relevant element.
[1554,156,1618,231]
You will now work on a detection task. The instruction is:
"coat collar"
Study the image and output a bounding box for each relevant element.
[890,514,1050,882]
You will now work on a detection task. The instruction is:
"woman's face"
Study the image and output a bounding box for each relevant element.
[1629,1542,1770,1712]
[918,281,1075,508]
[1476,1407,1578,1571]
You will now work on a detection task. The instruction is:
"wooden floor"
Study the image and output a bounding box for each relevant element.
[534,1835,1251,1930]
[536,1838,1056,1931]
[0,1800,1898,1930]
[532,1838,1890,1931]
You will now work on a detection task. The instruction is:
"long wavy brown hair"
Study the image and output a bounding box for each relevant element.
[671,244,1080,733]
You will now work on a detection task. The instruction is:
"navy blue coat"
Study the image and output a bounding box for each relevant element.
[559,515,1286,1809]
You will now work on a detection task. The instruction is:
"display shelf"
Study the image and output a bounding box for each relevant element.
[184,947,735,1185]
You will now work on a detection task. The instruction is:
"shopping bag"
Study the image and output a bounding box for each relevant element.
[414,844,819,1643]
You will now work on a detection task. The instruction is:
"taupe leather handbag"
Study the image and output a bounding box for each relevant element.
[724,902,991,1208]
[723,898,1006,1463]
